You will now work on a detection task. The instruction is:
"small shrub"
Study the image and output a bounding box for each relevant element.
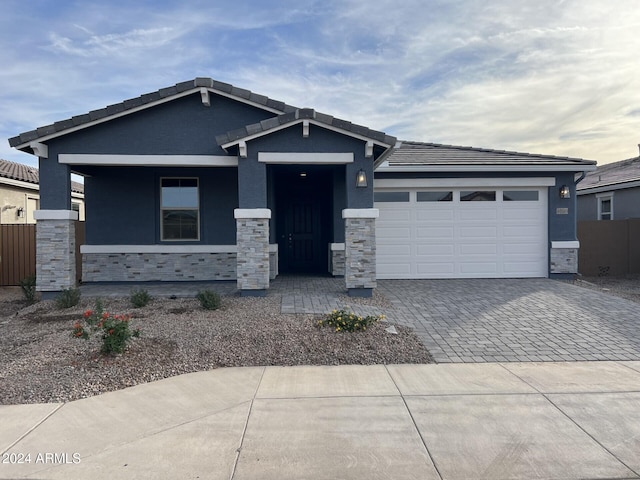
[56,288,81,309]
[19,275,37,304]
[196,290,221,310]
[130,288,152,308]
[317,308,384,332]
[73,299,140,355]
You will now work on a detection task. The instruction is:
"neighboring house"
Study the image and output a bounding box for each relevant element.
[577,151,640,220]
[8,78,595,296]
[0,159,84,224]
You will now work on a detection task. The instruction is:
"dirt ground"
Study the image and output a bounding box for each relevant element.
[575,274,640,304]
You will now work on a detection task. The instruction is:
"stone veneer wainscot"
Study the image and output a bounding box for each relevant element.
[343,208,378,296]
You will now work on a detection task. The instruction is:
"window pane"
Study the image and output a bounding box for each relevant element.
[460,191,496,202]
[601,199,611,213]
[417,191,452,202]
[374,191,410,202]
[162,210,198,240]
[161,178,198,208]
[503,191,539,201]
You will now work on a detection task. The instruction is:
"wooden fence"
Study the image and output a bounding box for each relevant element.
[577,219,640,277]
[0,222,85,286]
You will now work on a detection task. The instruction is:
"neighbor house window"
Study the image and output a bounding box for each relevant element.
[161,178,199,240]
[597,193,613,220]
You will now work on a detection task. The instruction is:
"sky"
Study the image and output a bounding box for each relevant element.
[1,0,639,170]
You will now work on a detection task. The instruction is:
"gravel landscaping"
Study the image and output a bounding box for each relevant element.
[0,288,432,405]
[574,274,640,304]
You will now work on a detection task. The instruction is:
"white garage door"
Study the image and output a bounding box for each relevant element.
[375,187,548,279]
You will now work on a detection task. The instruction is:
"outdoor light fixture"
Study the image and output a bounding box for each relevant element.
[16,207,24,218]
[356,169,368,188]
[559,185,570,199]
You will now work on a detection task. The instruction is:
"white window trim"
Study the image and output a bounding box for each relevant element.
[596,192,614,220]
[160,177,200,241]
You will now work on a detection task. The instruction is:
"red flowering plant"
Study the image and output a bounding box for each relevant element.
[72,299,140,355]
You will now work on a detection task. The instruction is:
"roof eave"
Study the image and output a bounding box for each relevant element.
[375,163,598,173]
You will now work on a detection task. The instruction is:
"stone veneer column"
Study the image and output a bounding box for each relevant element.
[342,208,378,297]
[550,240,580,276]
[235,209,271,296]
[33,210,78,294]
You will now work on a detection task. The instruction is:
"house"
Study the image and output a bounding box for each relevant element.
[8,78,595,297]
[0,159,84,224]
[577,150,640,220]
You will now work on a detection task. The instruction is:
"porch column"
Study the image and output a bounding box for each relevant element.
[235,208,271,296]
[33,210,78,295]
[342,208,378,297]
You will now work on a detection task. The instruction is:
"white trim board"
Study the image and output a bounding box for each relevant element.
[81,244,279,254]
[551,241,580,249]
[258,152,353,164]
[375,164,597,173]
[0,177,39,191]
[59,154,238,167]
[374,177,556,188]
[34,210,79,220]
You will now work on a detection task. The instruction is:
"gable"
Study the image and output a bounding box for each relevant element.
[9,78,297,154]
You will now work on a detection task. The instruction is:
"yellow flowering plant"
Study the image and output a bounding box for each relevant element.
[317,308,384,333]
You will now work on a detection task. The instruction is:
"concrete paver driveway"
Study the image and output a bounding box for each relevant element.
[379,278,640,363]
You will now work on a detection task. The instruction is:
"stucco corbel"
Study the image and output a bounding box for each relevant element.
[30,142,48,158]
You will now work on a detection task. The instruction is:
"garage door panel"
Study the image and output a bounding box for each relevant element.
[458,209,498,221]
[376,186,547,279]
[416,263,455,274]
[416,244,454,255]
[459,226,497,239]
[416,209,454,221]
[377,227,411,239]
[416,227,454,240]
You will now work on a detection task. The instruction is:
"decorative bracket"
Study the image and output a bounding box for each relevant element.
[302,120,309,138]
[365,141,374,158]
[200,88,210,107]
[238,141,247,158]
[30,142,48,158]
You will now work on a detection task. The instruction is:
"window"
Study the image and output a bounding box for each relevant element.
[417,191,452,202]
[597,193,613,220]
[460,191,496,202]
[503,191,539,201]
[71,202,80,212]
[374,191,410,202]
[161,178,199,240]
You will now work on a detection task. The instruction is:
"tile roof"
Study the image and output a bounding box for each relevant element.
[216,108,397,147]
[8,78,298,149]
[383,141,596,167]
[0,159,84,194]
[577,155,640,191]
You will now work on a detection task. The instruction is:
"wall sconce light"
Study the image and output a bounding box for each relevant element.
[356,169,368,188]
[16,207,25,218]
[559,185,570,199]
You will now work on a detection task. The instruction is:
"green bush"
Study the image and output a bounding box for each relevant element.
[19,275,37,304]
[130,288,152,308]
[56,288,81,309]
[72,299,140,355]
[196,290,221,310]
[317,308,383,332]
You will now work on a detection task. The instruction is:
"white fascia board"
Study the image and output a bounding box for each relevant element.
[551,241,580,249]
[34,210,79,220]
[222,119,393,151]
[342,208,379,219]
[374,177,555,188]
[14,87,286,151]
[577,180,640,195]
[258,152,353,164]
[59,154,238,167]
[374,164,598,173]
[234,208,271,219]
[0,177,39,191]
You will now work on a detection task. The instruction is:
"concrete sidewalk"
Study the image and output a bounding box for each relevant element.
[2,362,640,480]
